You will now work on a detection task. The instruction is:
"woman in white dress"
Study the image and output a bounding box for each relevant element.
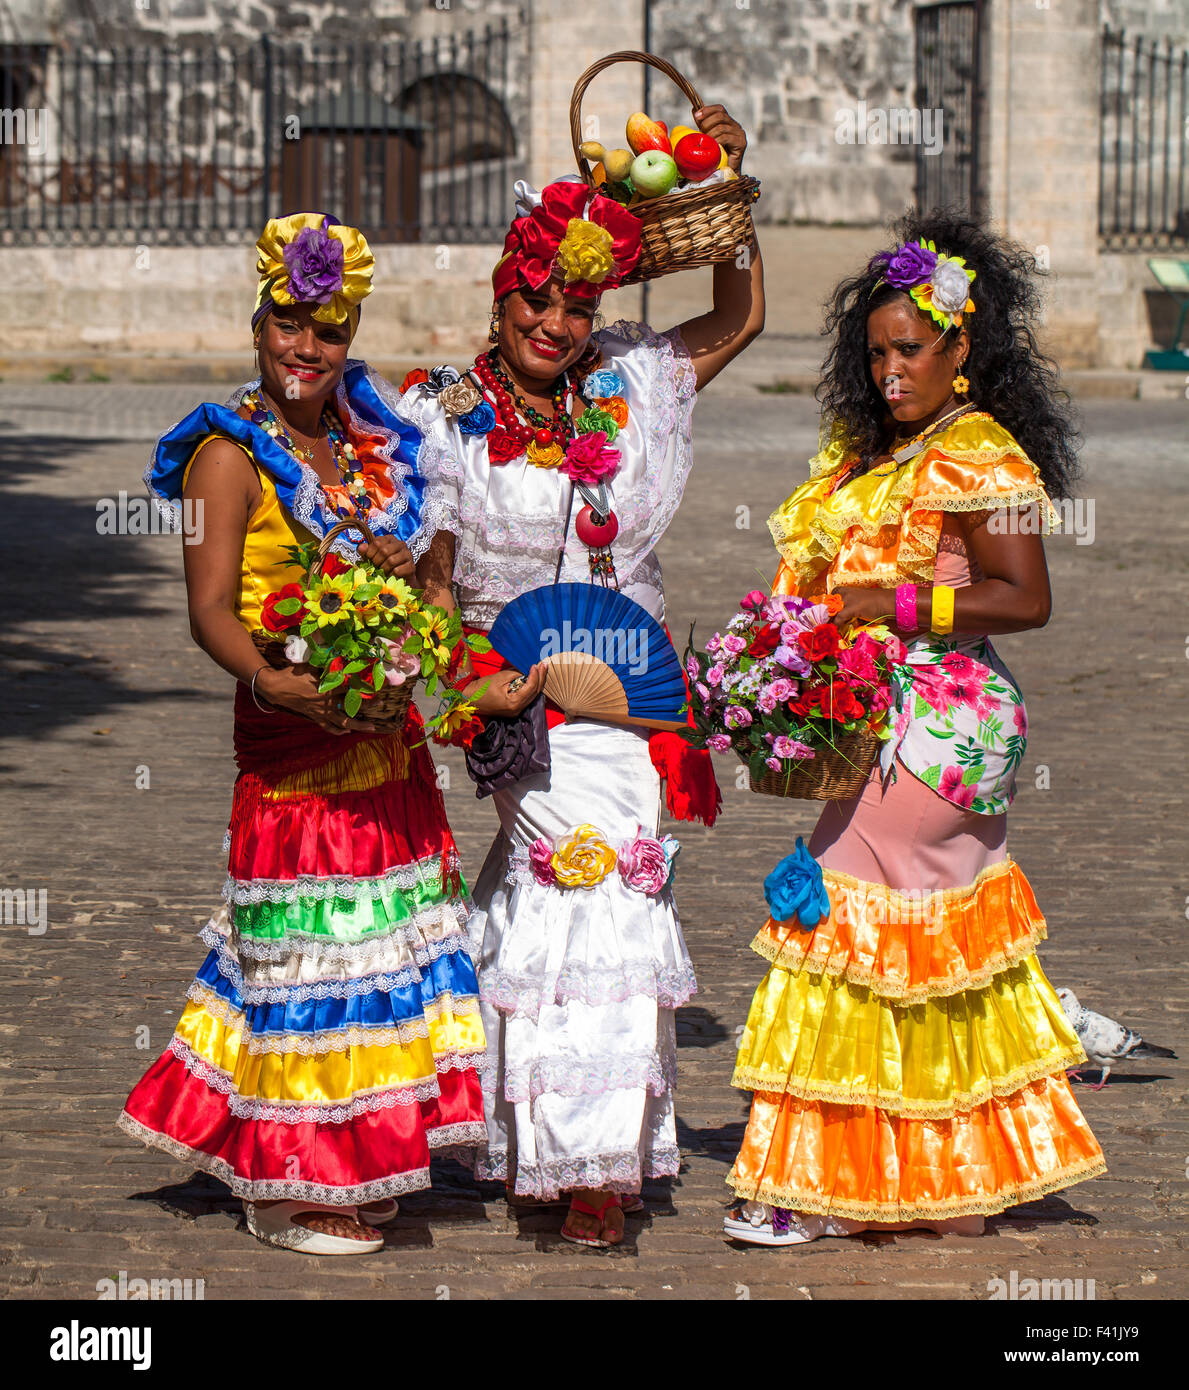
[398,105,764,1245]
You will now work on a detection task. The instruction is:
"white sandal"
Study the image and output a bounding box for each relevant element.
[244,1200,385,1255]
[724,1201,867,1246]
[358,1199,400,1226]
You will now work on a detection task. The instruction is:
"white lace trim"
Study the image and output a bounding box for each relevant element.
[503,1048,677,1104]
[479,961,698,1023]
[118,1112,438,1202]
[221,853,455,906]
[426,1122,489,1152]
[185,981,482,1057]
[228,900,469,965]
[474,1144,682,1198]
[202,926,472,1006]
[202,918,470,984]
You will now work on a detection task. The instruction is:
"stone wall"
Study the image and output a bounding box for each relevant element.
[648,0,917,225]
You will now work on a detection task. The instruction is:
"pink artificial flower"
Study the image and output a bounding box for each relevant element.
[560,431,620,484]
[757,685,780,714]
[720,634,747,657]
[617,831,670,895]
[765,756,782,771]
[768,677,795,703]
[836,643,878,683]
[724,705,752,729]
[695,682,710,703]
[528,837,558,887]
[741,590,767,612]
[706,664,725,687]
[772,735,814,760]
[706,732,733,752]
[685,655,700,683]
[939,766,977,808]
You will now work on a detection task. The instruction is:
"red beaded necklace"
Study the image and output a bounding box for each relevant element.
[472,348,577,456]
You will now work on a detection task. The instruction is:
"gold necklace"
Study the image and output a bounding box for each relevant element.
[890,402,972,464]
[261,390,325,461]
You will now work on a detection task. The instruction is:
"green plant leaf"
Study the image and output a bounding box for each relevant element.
[343,687,363,718]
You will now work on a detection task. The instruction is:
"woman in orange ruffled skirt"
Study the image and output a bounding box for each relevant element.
[724,213,1105,1244]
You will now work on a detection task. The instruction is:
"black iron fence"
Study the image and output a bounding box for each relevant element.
[0,21,525,245]
[1100,28,1189,248]
[913,0,983,219]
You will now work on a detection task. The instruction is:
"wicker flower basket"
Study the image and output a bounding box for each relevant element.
[251,518,415,731]
[749,729,882,802]
[569,50,761,285]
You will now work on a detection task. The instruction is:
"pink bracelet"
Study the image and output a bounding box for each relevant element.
[894,583,918,632]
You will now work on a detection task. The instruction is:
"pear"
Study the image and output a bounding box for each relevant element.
[579,140,607,162]
[601,148,634,182]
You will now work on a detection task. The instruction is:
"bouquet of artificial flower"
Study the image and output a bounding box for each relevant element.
[683,588,908,799]
[255,539,490,741]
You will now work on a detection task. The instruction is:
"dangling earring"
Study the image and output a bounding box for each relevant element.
[488,311,500,343]
[952,360,970,394]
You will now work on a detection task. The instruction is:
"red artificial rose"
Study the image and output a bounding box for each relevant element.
[819,681,865,722]
[747,623,780,658]
[327,656,345,674]
[797,622,841,663]
[321,552,351,578]
[260,582,304,633]
[400,367,429,393]
[486,429,528,464]
[432,714,485,749]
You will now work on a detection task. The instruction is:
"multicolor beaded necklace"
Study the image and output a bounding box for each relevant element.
[245,388,369,520]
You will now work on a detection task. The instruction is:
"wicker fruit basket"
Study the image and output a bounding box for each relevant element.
[569,50,761,285]
[749,729,882,802]
[251,518,415,731]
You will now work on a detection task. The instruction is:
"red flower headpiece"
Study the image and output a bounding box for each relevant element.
[491,180,643,302]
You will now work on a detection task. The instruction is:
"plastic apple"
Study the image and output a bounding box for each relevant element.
[629,150,679,198]
[669,124,698,149]
[626,112,672,156]
[673,132,722,181]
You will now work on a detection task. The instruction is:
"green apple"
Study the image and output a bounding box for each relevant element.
[629,150,679,198]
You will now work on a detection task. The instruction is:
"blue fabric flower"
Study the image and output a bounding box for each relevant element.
[763,837,830,930]
[458,400,496,436]
[584,369,625,399]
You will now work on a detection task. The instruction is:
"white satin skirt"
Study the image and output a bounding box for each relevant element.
[467,719,697,1198]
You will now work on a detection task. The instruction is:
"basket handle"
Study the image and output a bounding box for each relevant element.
[569,50,706,187]
[315,515,377,574]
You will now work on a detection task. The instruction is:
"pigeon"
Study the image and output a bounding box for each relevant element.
[1057,988,1177,1089]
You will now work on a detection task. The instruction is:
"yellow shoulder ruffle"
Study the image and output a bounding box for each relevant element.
[767,411,1057,595]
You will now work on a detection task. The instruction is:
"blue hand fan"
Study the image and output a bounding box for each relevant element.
[488,583,688,732]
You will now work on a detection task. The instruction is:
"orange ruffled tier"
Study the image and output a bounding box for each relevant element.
[728,859,1106,1218]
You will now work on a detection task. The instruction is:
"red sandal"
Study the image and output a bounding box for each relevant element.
[560,1194,623,1248]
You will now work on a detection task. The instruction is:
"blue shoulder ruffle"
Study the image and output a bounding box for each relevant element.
[143,361,431,559]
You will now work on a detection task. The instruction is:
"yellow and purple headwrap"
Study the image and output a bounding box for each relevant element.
[252,212,375,339]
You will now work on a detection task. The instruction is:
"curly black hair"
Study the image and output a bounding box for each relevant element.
[815,209,1081,499]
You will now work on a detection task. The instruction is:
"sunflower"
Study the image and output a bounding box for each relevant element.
[409,609,453,669]
[304,574,356,629]
[374,576,416,621]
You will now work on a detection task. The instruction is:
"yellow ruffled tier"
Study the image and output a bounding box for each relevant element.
[766,412,1058,596]
[174,996,485,1105]
[727,1075,1106,1220]
[752,858,1047,1003]
[732,951,1084,1119]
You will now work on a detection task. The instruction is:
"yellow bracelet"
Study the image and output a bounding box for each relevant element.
[931,584,955,635]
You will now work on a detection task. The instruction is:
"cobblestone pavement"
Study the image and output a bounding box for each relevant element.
[1,381,1185,1301]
